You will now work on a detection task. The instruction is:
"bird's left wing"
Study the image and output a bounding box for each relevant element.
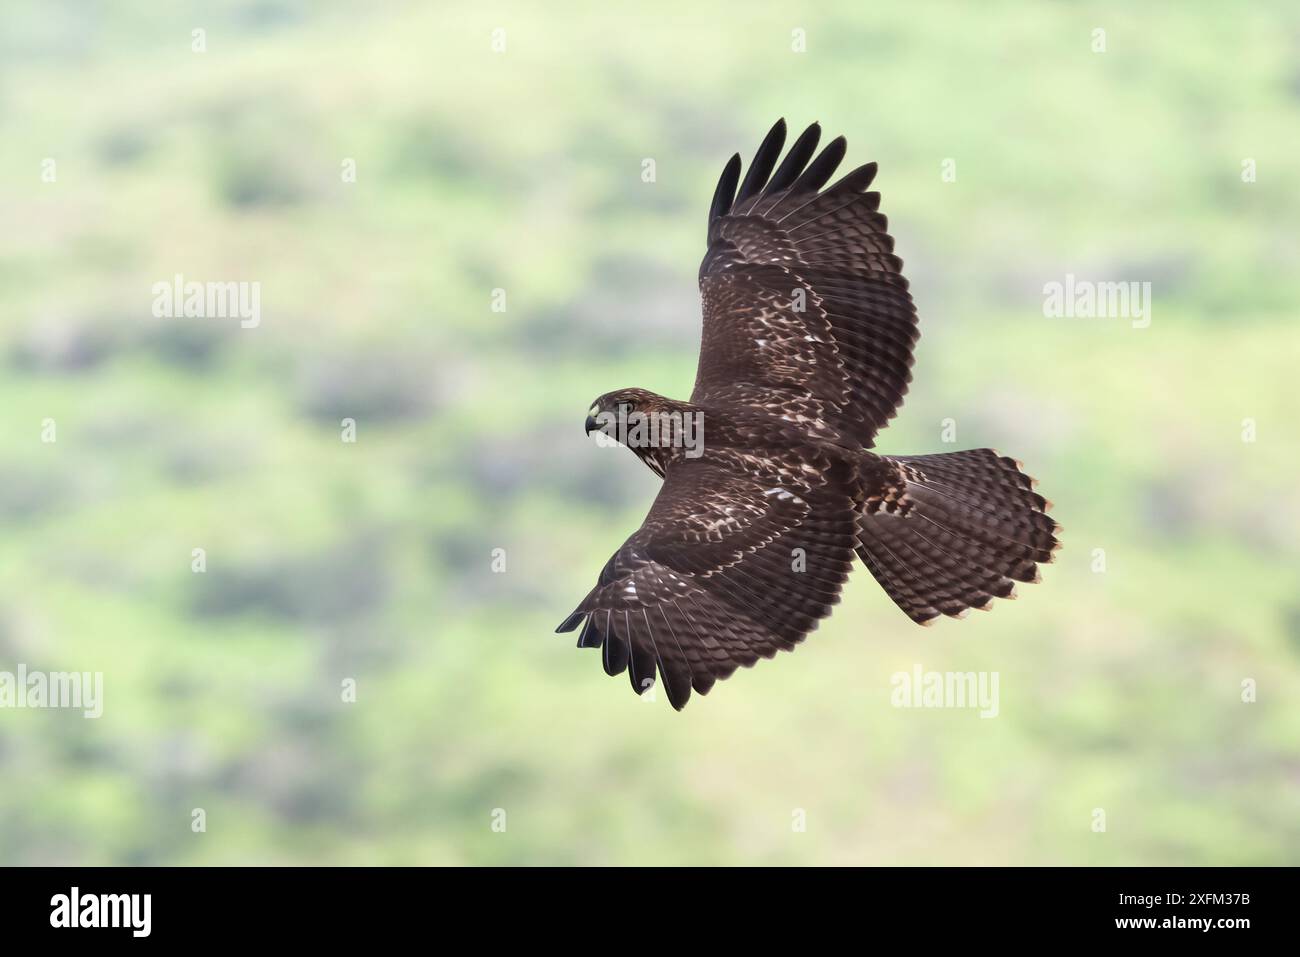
[556,458,859,709]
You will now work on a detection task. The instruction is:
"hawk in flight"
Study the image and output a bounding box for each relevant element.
[557,119,1060,709]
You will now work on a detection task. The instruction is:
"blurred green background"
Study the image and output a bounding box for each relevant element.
[1,1,1297,865]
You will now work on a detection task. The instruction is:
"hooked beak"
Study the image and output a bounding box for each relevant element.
[585,413,598,435]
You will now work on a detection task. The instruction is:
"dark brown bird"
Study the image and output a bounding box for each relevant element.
[557,119,1060,709]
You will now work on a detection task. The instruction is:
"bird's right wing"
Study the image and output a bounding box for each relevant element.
[692,119,920,449]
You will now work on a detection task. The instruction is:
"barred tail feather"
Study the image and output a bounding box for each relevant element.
[857,449,1061,624]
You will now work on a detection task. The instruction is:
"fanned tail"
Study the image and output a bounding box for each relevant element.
[856,449,1060,624]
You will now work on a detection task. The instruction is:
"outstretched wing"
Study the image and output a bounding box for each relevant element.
[555,459,859,710]
[693,119,919,448]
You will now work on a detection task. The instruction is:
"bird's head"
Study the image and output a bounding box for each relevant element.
[585,389,704,475]
[585,388,664,441]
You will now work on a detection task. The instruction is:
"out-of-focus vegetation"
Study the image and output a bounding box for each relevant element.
[0,1,1297,865]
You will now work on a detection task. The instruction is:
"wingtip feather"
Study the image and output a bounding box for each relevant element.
[556,610,584,633]
[735,119,789,204]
